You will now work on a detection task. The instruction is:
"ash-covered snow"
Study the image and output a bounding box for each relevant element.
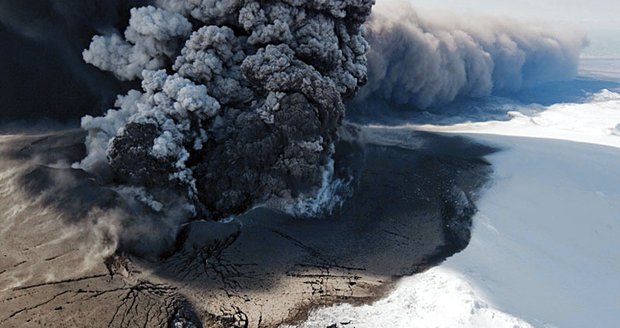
[283,267,533,328]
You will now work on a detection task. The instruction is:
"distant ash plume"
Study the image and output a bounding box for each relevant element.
[78,0,374,219]
[353,0,588,111]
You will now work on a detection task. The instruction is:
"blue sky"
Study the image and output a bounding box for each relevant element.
[410,0,620,57]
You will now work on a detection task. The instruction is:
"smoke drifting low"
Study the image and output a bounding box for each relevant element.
[354,1,588,110]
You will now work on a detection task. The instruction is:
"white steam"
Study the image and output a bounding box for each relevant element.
[356,1,587,109]
[83,6,192,80]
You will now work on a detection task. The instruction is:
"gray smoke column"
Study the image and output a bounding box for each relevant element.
[78,0,374,219]
[356,0,588,109]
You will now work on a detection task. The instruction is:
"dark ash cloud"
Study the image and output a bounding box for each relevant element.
[77,0,374,219]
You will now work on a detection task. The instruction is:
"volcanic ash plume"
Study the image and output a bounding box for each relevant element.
[356,0,587,109]
[78,1,374,219]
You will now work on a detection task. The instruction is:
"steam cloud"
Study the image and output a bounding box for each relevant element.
[78,0,373,219]
[355,1,587,109]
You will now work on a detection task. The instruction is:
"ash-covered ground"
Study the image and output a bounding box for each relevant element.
[0,128,493,327]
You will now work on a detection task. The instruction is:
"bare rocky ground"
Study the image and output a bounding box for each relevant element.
[0,128,494,328]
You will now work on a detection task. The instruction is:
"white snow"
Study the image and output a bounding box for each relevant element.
[440,135,620,328]
[289,80,620,327]
[404,89,620,149]
[285,266,533,328]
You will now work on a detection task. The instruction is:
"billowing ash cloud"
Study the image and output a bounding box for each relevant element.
[83,6,193,80]
[76,0,587,219]
[78,0,374,218]
[355,1,588,109]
